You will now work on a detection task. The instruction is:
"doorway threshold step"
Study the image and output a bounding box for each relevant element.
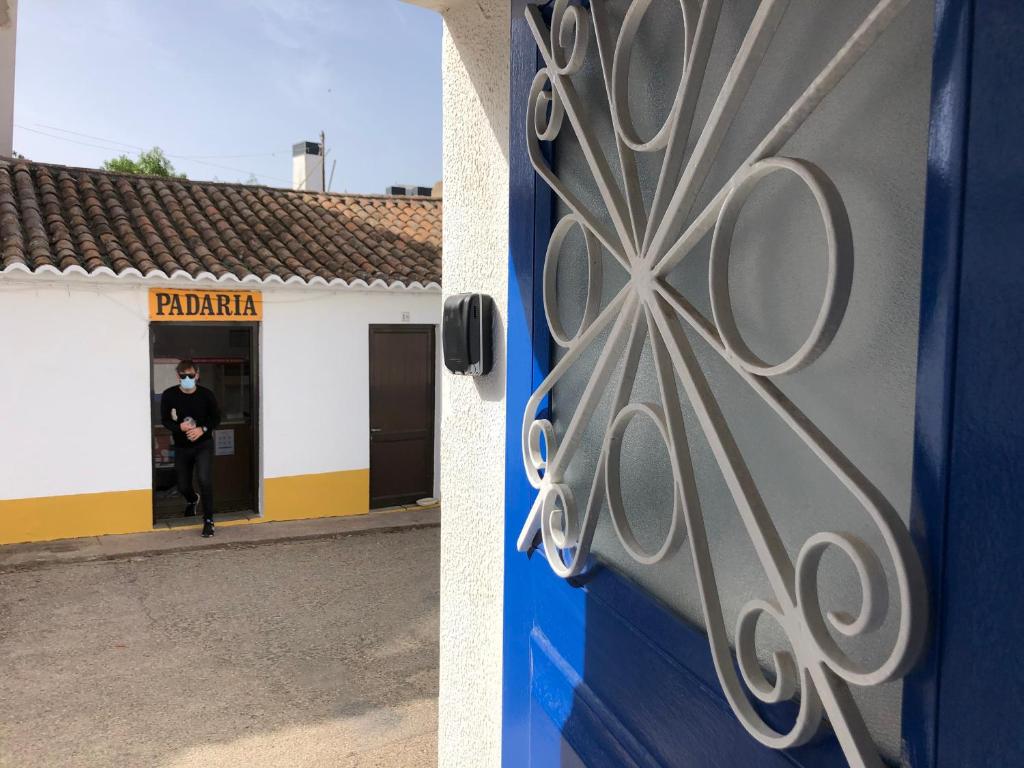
[159,511,258,529]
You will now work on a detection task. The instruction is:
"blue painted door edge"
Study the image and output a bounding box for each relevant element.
[502,1,552,764]
[900,0,974,766]
[923,0,1024,765]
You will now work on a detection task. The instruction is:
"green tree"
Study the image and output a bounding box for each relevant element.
[102,147,185,178]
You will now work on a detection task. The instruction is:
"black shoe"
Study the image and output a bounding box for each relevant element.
[184,501,198,517]
[201,519,215,538]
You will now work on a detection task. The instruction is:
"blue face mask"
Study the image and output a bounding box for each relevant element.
[180,376,196,390]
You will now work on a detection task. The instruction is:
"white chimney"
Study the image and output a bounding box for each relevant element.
[292,140,324,192]
[0,0,17,158]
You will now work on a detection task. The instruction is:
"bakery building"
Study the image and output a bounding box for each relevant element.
[0,158,442,544]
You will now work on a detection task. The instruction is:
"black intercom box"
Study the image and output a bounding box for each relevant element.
[442,293,494,376]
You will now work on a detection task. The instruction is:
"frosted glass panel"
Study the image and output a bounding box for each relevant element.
[542,0,933,761]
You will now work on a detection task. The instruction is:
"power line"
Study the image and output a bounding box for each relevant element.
[179,152,281,160]
[14,124,134,154]
[32,124,143,151]
[171,156,290,184]
[33,123,281,160]
[13,124,291,184]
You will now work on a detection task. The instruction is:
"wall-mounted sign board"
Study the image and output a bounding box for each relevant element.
[214,429,235,456]
[149,288,262,322]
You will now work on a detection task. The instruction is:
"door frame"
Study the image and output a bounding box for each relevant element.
[148,320,262,523]
[502,1,1024,766]
[367,323,437,509]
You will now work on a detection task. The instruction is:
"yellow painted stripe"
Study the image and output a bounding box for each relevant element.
[264,469,369,522]
[0,490,151,545]
[0,469,370,545]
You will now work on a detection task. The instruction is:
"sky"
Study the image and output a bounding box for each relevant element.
[12,0,442,194]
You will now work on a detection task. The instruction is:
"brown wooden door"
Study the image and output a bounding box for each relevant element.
[369,325,436,508]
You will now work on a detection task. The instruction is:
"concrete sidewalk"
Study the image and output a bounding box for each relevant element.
[0,506,440,573]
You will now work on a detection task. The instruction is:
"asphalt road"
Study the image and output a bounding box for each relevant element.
[0,527,440,767]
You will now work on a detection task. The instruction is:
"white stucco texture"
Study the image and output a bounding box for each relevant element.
[0,276,441,503]
[436,1,510,766]
[260,289,440,482]
[0,281,152,500]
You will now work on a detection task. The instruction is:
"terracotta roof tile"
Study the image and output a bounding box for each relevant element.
[0,159,442,286]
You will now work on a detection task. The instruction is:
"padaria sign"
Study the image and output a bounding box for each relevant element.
[149,288,262,322]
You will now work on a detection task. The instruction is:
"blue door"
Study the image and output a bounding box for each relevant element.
[503,1,1024,767]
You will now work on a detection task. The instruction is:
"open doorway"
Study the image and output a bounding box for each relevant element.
[150,323,259,524]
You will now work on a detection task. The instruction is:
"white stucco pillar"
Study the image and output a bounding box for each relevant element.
[0,0,16,157]
[436,1,510,766]
[398,0,510,762]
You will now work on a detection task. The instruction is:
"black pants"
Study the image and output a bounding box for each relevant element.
[175,440,214,521]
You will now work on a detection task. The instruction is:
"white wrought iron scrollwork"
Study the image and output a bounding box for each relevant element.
[518,1,928,767]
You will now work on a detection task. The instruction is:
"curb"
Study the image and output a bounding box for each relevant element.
[0,511,440,574]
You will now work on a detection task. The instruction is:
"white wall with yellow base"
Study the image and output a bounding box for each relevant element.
[0,275,440,545]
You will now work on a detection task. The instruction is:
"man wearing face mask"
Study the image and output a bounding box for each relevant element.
[160,359,221,537]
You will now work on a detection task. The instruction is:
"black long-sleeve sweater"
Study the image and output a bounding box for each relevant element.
[160,385,221,447]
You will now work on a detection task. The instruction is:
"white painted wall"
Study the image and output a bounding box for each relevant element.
[436,2,510,766]
[0,279,152,500]
[261,289,441,491]
[0,275,441,503]
[0,0,16,157]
